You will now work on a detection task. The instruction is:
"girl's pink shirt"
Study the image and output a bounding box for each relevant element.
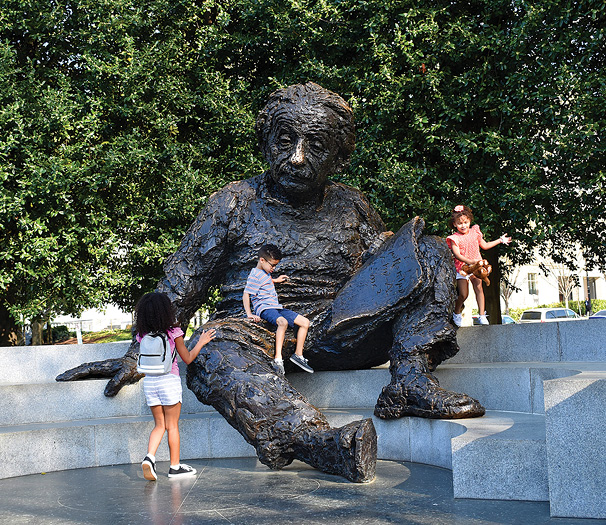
[446,224,483,273]
[136,326,184,376]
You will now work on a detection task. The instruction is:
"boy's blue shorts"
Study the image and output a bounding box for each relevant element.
[260,308,300,327]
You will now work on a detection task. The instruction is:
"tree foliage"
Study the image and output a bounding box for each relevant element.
[1,0,605,341]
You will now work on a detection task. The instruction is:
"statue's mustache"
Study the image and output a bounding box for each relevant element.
[275,163,319,181]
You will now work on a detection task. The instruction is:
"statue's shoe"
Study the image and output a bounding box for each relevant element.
[293,418,377,483]
[336,418,377,483]
[374,380,485,420]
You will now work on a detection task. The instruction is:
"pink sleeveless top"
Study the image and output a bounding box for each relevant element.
[446,225,483,273]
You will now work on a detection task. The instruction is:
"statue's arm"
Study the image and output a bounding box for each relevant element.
[156,186,237,326]
[56,184,241,395]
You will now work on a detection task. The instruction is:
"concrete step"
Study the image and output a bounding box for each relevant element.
[543,372,606,519]
[0,411,255,481]
[435,362,606,415]
[1,342,131,383]
[6,361,606,427]
[3,363,600,426]
[0,405,546,503]
[0,376,213,426]
[291,362,605,416]
[450,411,548,502]
[454,319,605,364]
[3,318,603,383]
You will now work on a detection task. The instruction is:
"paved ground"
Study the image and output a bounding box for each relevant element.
[1,458,603,524]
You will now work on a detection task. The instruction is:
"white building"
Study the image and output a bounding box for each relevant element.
[501,250,605,313]
[53,304,133,333]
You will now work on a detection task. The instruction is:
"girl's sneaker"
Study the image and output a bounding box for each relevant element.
[141,455,157,481]
[168,463,197,478]
[478,314,489,325]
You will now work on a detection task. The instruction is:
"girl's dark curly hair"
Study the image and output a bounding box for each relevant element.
[449,205,474,231]
[134,292,178,336]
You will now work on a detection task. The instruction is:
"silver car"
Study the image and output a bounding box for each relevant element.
[519,308,581,323]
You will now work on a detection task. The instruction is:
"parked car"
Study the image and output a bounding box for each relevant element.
[519,308,581,323]
[472,314,517,325]
[589,309,606,319]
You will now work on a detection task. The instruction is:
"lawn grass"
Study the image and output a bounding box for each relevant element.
[58,326,198,344]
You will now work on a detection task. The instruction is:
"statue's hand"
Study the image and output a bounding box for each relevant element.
[56,340,143,397]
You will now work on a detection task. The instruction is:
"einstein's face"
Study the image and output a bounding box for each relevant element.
[266,103,340,199]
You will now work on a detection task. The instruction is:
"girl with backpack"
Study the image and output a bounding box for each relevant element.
[135,292,216,480]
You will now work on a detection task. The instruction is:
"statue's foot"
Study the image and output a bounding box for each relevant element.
[329,418,377,483]
[296,418,377,483]
[374,378,485,420]
[338,418,377,483]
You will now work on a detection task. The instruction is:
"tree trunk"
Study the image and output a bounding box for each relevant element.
[0,302,23,346]
[31,320,44,346]
[484,248,503,324]
[45,319,53,344]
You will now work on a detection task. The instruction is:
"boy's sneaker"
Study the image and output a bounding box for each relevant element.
[141,455,157,481]
[272,358,285,375]
[452,313,463,327]
[290,354,314,373]
[168,463,197,478]
[478,314,489,325]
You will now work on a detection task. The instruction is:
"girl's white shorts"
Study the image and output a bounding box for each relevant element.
[143,373,182,406]
[456,272,470,281]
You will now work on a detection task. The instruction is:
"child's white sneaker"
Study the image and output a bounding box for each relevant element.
[478,314,489,325]
[452,313,463,327]
[272,358,285,375]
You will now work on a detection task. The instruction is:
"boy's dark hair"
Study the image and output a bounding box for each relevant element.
[449,205,474,231]
[134,292,177,336]
[258,244,282,261]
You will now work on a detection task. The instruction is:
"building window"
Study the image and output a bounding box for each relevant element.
[528,273,538,295]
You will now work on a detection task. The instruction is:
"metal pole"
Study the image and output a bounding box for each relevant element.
[76,322,83,344]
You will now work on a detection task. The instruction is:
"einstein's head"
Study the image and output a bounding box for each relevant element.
[256,82,356,199]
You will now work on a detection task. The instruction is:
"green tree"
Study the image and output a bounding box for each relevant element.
[2,0,605,344]
[0,0,261,344]
[188,0,606,321]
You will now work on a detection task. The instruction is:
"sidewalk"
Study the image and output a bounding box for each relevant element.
[1,458,601,525]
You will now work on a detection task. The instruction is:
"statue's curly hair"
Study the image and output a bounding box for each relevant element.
[256,82,356,174]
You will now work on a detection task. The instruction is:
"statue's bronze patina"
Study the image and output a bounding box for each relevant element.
[58,82,484,483]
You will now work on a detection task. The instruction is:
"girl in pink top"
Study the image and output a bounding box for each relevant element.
[446,205,511,326]
[135,292,216,480]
